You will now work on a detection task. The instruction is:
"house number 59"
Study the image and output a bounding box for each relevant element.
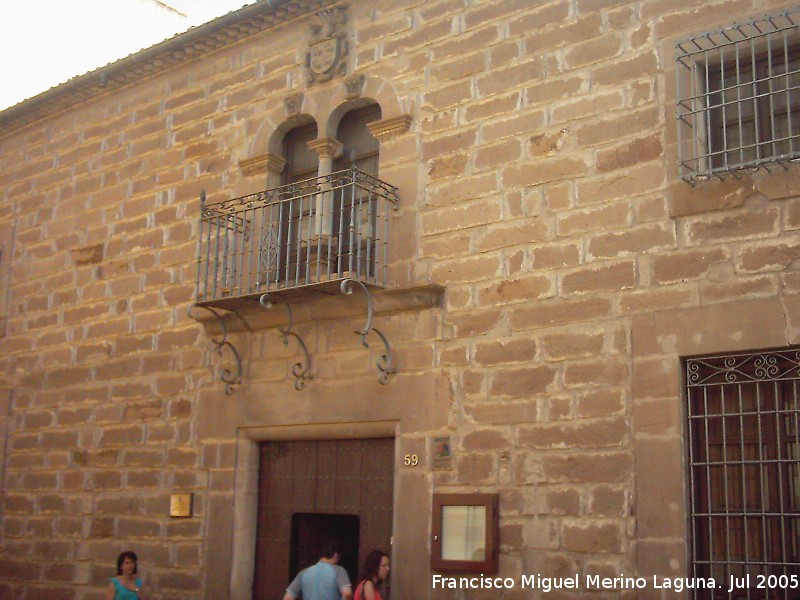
[404,454,419,466]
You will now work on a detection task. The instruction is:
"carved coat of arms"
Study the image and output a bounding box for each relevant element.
[306,7,348,85]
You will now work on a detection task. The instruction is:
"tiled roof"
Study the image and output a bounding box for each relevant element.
[0,0,331,136]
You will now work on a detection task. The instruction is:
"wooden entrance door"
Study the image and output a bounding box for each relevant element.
[253,438,395,599]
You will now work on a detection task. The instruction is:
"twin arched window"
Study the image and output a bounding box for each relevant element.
[269,104,383,285]
[281,103,381,183]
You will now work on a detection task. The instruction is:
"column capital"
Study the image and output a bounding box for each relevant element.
[239,153,286,176]
[306,137,343,160]
[367,114,412,140]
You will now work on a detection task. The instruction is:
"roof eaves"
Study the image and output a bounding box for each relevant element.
[0,0,329,136]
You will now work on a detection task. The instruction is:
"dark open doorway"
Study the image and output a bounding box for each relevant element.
[289,513,360,585]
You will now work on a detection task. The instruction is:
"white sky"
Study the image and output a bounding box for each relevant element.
[0,0,255,110]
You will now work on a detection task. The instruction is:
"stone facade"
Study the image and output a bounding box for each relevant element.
[1,0,800,598]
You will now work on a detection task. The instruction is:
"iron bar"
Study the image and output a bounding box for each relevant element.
[212,212,221,300]
[276,197,284,288]
[775,379,789,581]
[720,384,732,584]
[703,385,714,584]
[337,181,346,276]
[245,203,255,296]
[195,191,205,303]
[347,179,355,274]
[201,202,211,301]
[786,30,796,157]
[326,185,334,282]
[687,380,697,579]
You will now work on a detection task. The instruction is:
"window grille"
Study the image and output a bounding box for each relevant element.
[676,9,800,182]
[685,349,800,599]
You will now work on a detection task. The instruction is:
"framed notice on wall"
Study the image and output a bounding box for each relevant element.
[431,493,498,574]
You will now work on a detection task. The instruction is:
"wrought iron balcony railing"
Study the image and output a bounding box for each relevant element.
[194,167,398,307]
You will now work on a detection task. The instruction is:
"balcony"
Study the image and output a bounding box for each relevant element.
[195,167,398,309]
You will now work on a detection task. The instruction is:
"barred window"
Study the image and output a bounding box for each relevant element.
[676,9,800,182]
[685,349,800,598]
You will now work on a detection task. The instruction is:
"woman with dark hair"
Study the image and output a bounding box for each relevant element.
[105,551,148,600]
[354,550,390,600]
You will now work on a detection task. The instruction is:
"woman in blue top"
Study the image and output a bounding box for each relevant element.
[105,551,148,600]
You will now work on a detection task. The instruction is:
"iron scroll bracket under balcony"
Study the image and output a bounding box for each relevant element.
[259,293,313,390]
[187,304,242,395]
[188,284,443,392]
[191,170,410,390]
[341,278,396,384]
